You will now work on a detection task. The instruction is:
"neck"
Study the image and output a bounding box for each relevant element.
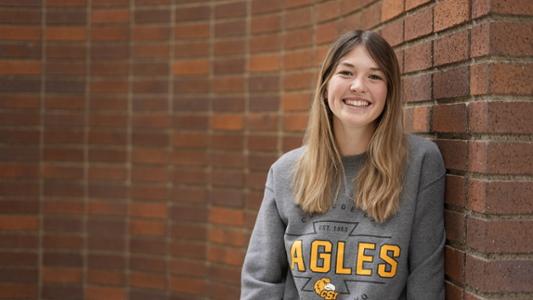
[333,121,375,156]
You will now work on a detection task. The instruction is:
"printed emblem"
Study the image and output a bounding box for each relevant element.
[313,277,338,300]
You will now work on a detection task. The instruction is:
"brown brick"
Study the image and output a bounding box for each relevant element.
[214,57,245,75]
[250,95,279,112]
[434,0,470,32]
[472,22,533,58]
[46,26,86,41]
[210,152,245,169]
[175,23,209,40]
[284,28,313,49]
[215,1,246,19]
[0,25,40,40]
[211,170,244,188]
[283,71,314,91]
[172,59,209,76]
[315,21,339,45]
[208,227,247,247]
[404,106,430,133]
[360,1,382,29]
[445,210,465,244]
[465,255,533,292]
[129,271,166,289]
[175,5,209,22]
[86,286,125,300]
[381,0,404,21]
[91,26,128,41]
[213,76,245,94]
[207,245,245,266]
[249,54,281,72]
[404,41,432,72]
[246,113,278,132]
[435,139,468,171]
[468,179,533,214]
[406,0,431,10]
[134,9,170,24]
[469,141,533,175]
[445,174,465,208]
[380,18,404,47]
[433,66,469,99]
[434,29,469,66]
[473,0,533,18]
[88,201,127,217]
[469,101,533,134]
[249,75,279,93]
[432,103,467,133]
[0,216,38,231]
[468,217,533,253]
[91,9,129,24]
[172,206,207,223]
[132,44,169,59]
[251,14,281,34]
[211,114,243,131]
[215,19,245,38]
[284,6,311,29]
[284,0,313,9]
[250,34,281,53]
[251,0,282,14]
[131,148,169,164]
[445,246,465,284]
[208,207,244,226]
[129,202,167,219]
[129,219,166,237]
[445,282,464,300]
[210,134,243,151]
[316,1,340,22]
[283,113,308,132]
[404,6,432,41]
[282,91,311,112]
[133,114,172,129]
[402,73,431,102]
[0,60,41,75]
[170,276,207,295]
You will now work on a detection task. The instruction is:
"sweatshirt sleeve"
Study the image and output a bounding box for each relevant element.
[406,146,446,300]
[241,168,288,300]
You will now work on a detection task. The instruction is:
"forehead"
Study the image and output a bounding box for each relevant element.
[336,45,381,71]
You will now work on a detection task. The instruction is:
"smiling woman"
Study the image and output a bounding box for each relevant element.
[241,30,445,300]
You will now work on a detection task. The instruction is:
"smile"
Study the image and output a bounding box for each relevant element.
[343,99,371,107]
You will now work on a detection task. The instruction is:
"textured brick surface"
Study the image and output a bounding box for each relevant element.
[2,1,532,299]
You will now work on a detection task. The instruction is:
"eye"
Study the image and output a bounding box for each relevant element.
[337,70,352,76]
[369,74,383,80]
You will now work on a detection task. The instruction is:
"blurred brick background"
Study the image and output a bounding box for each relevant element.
[0,0,532,299]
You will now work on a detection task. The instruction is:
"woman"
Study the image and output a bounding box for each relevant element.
[241,30,445,300]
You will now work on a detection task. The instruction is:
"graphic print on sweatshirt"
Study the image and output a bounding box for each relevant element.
[285,217,402,300]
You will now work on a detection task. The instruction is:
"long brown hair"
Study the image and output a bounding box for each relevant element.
[292,30,407,223]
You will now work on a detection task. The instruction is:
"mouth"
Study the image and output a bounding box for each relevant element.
[342,98,372,108]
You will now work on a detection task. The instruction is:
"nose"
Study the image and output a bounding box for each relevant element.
[350,76,366,93]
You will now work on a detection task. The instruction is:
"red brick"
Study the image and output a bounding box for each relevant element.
[381,0,404,21]
[207,245,245,266]
[249,75,279,92]
[404,7,432,41]
[211,169,244,188]
[432,103,467,133]
[175,5,209,22]
[434,0,470,32]
[43,200,83,215]
[284,0,313,9]
[250,95,279,112]
[445,174,465,208]
[210,134,243,151]
[88,201,127,217]
[0,25,40,40]
[469,101,533,134]
[433,66,469,99]
[468,217,533,253]
[250,34,281,53]
[340,12,362,32]
[406,0,431,10]
[404,106,430,133]
[402,73,431,102]
[446,282,464,300]
[445,246,465,284]
[465,255,533,292]
[211,114,243,131]
[435,139,468,171]
[282,91,311,112]
[251,14,281,34]
[42,267,82,284]
[208,227,247,247]
[91,26,128,41]
[284,28,313,49]
[0,216,38,231]
[46,26,86,41]
[170,276,207,295]
[91,9,129,24]
[0,283,37,298]
[0,60,41,75]
[404,41,432,72]
[129,202,167,219]
[251,0,282,14]
[380,19,404,47]
[210,152,245,169]
[214,20,245,38]
[360,1,381,29]
[246,113,278,132]
[215,1,246,19]
[283,71,314,91]
[129,219,166,237]
[86,286,125,300]
[249,54,281,72]
[87,270,125,286]
[129,271,166,289]
[175,23,209,40]
[284,6,312,29]
[316,1,340,22]
[208,264,242,285]
[315,21,339,45]
[473,0,533,18]
[208,207,245,226]
[283,113,308,132]
[469,141,533,175]
[472,22,533,58]
[468,180,533,214]
[434,29,469,66]
[445,210,465,244]
[213,76,245,94]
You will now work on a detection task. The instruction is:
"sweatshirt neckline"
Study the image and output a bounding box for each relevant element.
[341,152,367,167]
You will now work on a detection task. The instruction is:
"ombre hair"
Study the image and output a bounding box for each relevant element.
[292,30,408,223]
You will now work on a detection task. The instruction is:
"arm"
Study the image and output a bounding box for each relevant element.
[241,168,288,299]
[406,148,446,300]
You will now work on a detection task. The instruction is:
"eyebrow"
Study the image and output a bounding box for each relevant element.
[339,62,383,72]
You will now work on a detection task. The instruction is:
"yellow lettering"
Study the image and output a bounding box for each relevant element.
[356,242,375,276]
[378,244,400,278]
[335,241,351,275]
[290,240,305,271]
[310,240,332,273]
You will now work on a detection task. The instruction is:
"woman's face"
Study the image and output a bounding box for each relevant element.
[326,45,387,134]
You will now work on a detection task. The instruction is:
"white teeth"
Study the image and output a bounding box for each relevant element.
[344,99,370,107]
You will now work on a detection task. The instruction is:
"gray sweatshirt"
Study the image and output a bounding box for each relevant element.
[241,134,446,300]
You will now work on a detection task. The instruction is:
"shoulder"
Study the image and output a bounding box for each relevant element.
[271,146,305,173]
[406,134,446,182]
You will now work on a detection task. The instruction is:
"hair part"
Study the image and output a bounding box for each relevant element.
[292,30,408,223]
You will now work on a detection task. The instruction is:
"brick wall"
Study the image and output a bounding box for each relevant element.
[0,0,532,299]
